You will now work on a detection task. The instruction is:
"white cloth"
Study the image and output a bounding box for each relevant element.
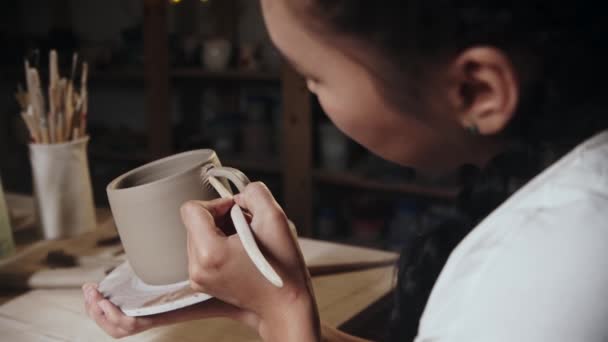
[415,131,608,342]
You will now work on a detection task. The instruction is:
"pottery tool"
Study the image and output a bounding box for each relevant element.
[64,53,78,141]
[200,165,284,288]
[48,50,59,143]
[24,62,40,140]
[17,50,89,144]
[69,92,82,140]
[57,78,68,142]
[79,62,88,137]
[21,105,40,143]
[29,68,49,144]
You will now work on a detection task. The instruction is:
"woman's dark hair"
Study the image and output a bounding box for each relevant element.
[292,1,608,340]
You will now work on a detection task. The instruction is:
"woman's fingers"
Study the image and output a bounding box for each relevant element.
[234,182,284,221]
[83,282,261,336]
[83,283,135,338]
[186,229,205,292]
[191,197,234,220]
[98,299,131,327]
[233,182,298,254]
[182,200,234,292]
[181,200,229,254]
[83,283,103,318]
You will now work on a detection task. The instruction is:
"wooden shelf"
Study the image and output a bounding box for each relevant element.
[313,169,460,200]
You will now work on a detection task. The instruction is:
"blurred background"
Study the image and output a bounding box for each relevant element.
[0,0,469,251]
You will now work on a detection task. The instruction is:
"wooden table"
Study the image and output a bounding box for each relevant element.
[0,194,398,341]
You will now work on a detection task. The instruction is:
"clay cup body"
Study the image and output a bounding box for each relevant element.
[107,150,221,285]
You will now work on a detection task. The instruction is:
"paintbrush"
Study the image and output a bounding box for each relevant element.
[57,78,68,142]
[48,50,59,143]
[70,92,82,140]
[64,85,74,141]
[24,61,37,123]
[79,62,89,137]
[20,105,39,143]
[18,51,90,143]
[24,64,42,141]
[30,69,49,144]
[22,64,39,142]
[65,53,78,141]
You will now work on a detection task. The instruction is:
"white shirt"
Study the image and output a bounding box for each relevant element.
[415,131,608,342]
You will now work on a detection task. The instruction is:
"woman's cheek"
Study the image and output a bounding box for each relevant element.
[316,94,365,143]
[316,94,350,131]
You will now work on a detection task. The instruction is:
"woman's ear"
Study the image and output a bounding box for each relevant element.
[447,47,519,135]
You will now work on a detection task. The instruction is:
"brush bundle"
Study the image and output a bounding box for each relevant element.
[15,50,97,240]
[15,50,89,144]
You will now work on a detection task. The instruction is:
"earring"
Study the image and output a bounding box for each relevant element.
[465,124,480,135]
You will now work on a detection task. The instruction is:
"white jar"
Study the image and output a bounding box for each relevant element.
[202,39,232,71]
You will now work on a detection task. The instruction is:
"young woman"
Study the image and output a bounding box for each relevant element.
[83,1,608,341]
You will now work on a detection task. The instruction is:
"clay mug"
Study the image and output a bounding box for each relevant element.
[107,149,244,285]
[202,38,232,71]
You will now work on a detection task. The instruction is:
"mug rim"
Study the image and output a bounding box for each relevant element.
[28,136,90,149]
[106,149,217,194]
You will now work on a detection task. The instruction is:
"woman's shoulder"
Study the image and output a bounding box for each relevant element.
[460,130,608,257]
[421,196,608,341]
[417,131,608,341]
[449,129,608,306]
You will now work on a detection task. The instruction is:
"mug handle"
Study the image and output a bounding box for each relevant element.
[206,166,250,192]
[201,165,284,288]
[205,165,298,235]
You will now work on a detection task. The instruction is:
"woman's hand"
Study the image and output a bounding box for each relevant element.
[83,182,319,341]
[83,283,252,338]
[183,182,320,341]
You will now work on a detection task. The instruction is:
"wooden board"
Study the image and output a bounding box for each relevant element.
[0,208,116,291]
[6,193,36,233]
[300,238,398,275]
[0,266,395,341]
